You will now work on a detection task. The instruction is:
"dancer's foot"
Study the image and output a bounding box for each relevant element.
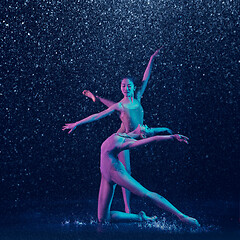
[125,206,131,214]
[138,211,157,222]
[179,214,200,227]
[82,90,96,102]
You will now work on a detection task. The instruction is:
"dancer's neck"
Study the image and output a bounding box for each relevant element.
[123,96,134,103]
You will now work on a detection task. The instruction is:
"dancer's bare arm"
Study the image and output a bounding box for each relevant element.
[83,90,116,107]
[96,96,116,108]
[119,134,189,151]
[62,103,120,134]
[136,47,163,101]
[149,127,173,135]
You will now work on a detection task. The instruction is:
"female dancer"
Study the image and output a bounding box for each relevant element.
[98,124,200,227]
[62,49,172,214]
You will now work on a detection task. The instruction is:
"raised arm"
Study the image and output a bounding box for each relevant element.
[119,134,189,152]
[136,47,163,100]
[62,103,119,134]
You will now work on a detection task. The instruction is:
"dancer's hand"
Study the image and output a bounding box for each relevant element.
[164,128,173,135]
[151,46,164,58]
[82,90,96,102]
[62,122,78,134]
[173,134,189,144]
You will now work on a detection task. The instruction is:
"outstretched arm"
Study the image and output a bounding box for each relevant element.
[83,90,116,107]
[119,134,189,151]
[96,96,116,108]
[136,47,163,100]
[149,127,174,135]
[62,103,119,134]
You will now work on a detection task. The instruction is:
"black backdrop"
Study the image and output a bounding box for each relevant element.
[1,0,239,211]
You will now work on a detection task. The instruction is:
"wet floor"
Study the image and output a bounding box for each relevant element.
[1,198,239,240]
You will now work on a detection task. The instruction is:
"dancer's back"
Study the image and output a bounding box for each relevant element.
[100,134,123,182]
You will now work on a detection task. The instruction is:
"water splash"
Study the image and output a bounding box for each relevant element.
[61,215,220,233]
[139,216,220,233]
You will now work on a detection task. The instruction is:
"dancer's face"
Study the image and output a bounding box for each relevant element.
[121,78,135,97]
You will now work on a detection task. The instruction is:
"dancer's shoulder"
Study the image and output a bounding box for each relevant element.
[112,101,124,111]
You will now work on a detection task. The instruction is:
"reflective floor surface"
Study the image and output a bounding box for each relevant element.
[1,198,239,240]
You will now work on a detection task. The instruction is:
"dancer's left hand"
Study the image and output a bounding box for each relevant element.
[151,46,164,58]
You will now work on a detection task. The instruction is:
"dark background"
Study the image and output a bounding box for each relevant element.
[1,0,239,217]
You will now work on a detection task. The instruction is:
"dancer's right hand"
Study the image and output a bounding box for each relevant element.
[82,90,96,102]
[62,122,78,134]
[173,134,189,144]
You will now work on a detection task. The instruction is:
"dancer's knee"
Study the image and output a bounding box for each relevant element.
[98,216,103,223]
[139,189,152,199]
[98,217,107,223]
[98,215,110,223]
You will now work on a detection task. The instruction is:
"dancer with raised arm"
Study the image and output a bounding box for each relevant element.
[98,124,200,227]
[63,48,172,214]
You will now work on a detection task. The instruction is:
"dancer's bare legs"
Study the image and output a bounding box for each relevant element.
[98,176,156,223]
[84,90,132,213]
[118,150,131,213]
[98,167,200,227]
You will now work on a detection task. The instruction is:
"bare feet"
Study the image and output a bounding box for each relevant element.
[125,207,131,214]
[179,215,200,227]
[82,90,96,102]
[138,211,157,222]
